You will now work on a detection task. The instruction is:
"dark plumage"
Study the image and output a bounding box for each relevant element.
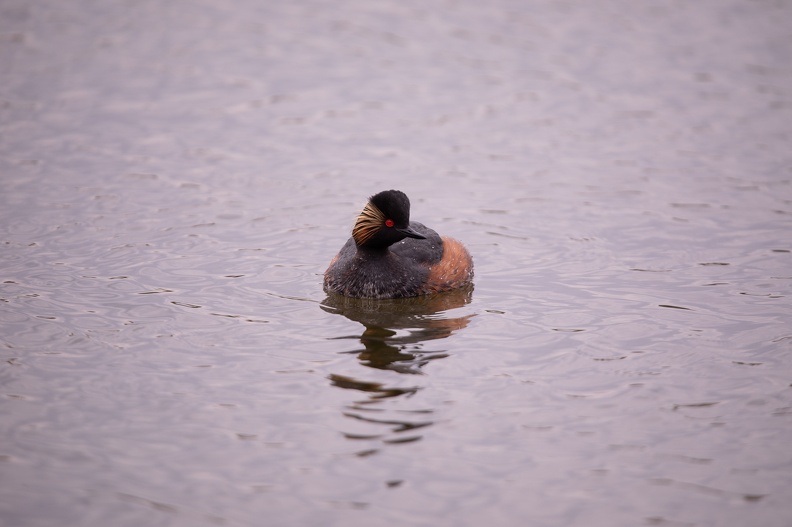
[323,190,474,299]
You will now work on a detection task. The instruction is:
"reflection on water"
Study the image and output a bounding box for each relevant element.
[321,285,474,373]
[321,286,474,447]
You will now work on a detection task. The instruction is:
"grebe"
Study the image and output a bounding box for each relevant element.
[323,190,473,299]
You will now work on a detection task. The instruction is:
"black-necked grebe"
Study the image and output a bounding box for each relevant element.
[323,190,474,299]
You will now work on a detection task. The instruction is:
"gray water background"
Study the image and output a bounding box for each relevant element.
[1,1,791,526]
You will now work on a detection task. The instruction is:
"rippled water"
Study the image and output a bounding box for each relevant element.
[2,0,791,526]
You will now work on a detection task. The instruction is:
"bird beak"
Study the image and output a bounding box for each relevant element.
[397,226,426,240]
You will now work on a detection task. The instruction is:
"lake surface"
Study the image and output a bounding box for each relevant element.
[2,1,791,526]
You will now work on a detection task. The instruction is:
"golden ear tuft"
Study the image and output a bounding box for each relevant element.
[352,201,385,245]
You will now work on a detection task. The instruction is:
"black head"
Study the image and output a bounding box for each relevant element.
[351,190,426,248]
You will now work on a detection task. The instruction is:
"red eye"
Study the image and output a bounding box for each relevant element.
[385,219,395,227]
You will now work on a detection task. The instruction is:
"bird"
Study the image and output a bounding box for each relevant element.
[323,190,473,299]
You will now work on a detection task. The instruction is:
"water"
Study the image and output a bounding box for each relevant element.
[2,0,791,526]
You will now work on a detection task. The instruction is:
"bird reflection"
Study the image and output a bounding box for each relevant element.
[321,284,474,374]
[321,285,474,449]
